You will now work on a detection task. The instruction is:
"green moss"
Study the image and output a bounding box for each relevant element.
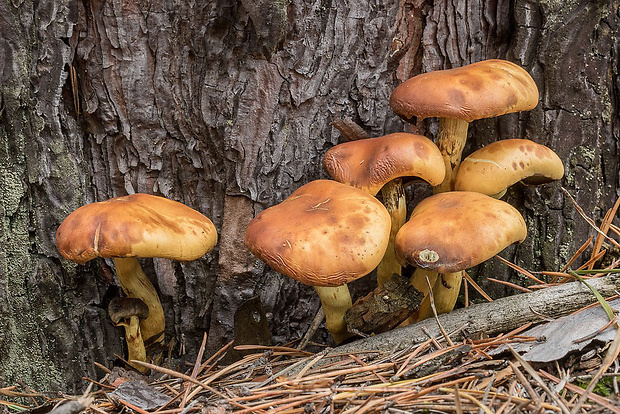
[574,376,614,397]
[0,167,23,217]
[0,213,66,391]
[0,35,68,392]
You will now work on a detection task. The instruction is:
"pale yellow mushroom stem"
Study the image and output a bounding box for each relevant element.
[376,179,407,286]
[314,285,353,344]
[116,315,148,373]
[400,268,438,326]
[434,118,470,193]
[414,271,462,321]
[113,257,165,345]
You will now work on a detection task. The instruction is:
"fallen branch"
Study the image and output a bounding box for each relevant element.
[345,273,422,336]
[294,274,620,368]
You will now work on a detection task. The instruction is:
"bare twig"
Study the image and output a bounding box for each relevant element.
[426,275,454,347]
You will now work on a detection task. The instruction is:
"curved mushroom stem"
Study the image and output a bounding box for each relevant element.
[414,271,463,322]
[113,257,165,345]
[116,315,149,373]
[377,179,407,287]
[314,285,353,344]
[434,117,470,193]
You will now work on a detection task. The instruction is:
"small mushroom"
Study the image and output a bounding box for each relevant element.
[395,191,527,320]
[56,194,218,346]
[454,139,564,197]
[108,297,150,373]
[390,59,539,193]
[244,180,391,343]
[323,133,445,286]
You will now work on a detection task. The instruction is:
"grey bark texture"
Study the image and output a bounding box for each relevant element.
[0,0,618,392]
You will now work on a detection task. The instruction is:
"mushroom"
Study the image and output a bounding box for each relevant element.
[454,139,564,198]
[390,59,539,193]
[323,132,445,286]
[108,297,150,373]
[56,193,218,346]
[395,191,527,321]
[244,180,391,343]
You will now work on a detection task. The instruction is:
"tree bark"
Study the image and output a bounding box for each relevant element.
[0,0,618,392]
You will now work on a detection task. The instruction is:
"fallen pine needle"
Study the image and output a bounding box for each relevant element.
[462,271,493,301]
[495,256,545,284]
[487,277,533,293]
[539,370,620,413]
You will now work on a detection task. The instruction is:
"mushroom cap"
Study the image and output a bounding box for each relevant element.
[56,193,218,265]
[394,191,527,273]
[108,297,150,324]
[322,133,446,195]
[244,180,391,287]
[454,139,564,197]
[390,59,539,123]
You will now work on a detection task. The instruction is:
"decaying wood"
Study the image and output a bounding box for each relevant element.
[344,274,423,336]
[314,274,620,360]
[330,118,370,141]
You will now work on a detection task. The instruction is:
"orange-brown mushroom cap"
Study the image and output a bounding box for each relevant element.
[244,180,391,287]
[454,139,564,196]
[56,193,218,264]
[322,133,446,195]
[395,191,527,273]
[390,59,539,123]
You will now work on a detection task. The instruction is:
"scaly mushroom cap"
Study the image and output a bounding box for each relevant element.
[56,194,218,264]
[454,139,564,197]
[108,297,150,324]
[244,180,391,287]
[390,59,539,123]
[395,191,527,273]
[322,133,446,195]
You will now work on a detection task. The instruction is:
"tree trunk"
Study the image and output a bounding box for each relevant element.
[0,0,618,392]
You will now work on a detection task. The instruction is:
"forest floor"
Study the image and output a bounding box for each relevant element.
[3,195,620,413]
[4,319,620,413]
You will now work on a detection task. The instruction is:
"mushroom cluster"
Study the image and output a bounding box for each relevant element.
[245,133,449,343]
[54,61,565,363]
[323,132,445,286]
[245,59,565,342]
[388,59,565,322]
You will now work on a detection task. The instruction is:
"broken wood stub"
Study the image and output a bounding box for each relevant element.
[345,274,423,336]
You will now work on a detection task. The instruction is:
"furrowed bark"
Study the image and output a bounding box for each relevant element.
[1,0,618,392]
